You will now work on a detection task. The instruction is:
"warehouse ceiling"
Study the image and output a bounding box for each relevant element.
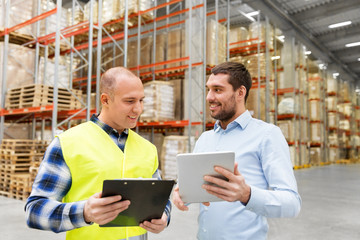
[236,0,360,85]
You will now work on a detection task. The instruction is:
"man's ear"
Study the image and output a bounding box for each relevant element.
[100,93,110,106]
[237,86,246,100]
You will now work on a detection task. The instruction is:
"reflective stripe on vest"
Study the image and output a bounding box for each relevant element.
[59,121,158,240]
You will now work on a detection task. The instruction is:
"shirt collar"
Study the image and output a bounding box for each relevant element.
[213,110,252,132]
[90,114,129,136]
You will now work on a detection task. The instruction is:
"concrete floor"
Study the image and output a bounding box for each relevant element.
[1,164,360,240]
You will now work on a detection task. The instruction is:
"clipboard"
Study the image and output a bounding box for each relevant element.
[100,179,175,227]
[176,151,235,203]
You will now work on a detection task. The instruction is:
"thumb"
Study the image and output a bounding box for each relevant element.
[234,162,240,175]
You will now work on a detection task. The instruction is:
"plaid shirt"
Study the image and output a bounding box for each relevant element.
[25,114,171,233]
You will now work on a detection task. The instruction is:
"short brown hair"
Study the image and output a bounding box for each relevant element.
[211,62,252,102]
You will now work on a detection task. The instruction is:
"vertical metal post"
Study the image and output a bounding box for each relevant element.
[265,16,270,123]
[52,0,62,138]
[34,0,41,84]
[256,12,261,119]
[152,0,157,81]
[123,0,129,67]
[202,0,207,132]
[86,0,94,120]
[215,0,218,65]
[96,0,103,113]
[137,0,141,77]
[226,0,230,62]
[187,0,193,152]
[0,0,11,142]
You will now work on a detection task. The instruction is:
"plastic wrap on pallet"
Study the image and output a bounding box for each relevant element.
[310,147,321,166]
[278,97,296,115]
[32,0,68,37]
[206,19,226,66]
[328,112,337,129]
[167,28,186,68]
[309,100,322,121]
[328,132,339,146]
[328,147,338,163]
[249,21,274,48]
[119,0,153,19]
[101,0,119,23]
[68,4,84,25]
[326,96,337,111]
[38,56,70,89]
[308,80,321,100]
[310,122,323,143]
[0,0,33,35]
[229,26,249,47]
[141,81,175,122]
[160,136,192,180]
[0,43,35,106]
[327,76,337,94]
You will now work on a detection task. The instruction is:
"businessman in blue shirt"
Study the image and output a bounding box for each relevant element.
[173,62,301,240]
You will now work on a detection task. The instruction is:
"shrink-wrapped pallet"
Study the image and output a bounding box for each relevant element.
[309,100,322,121]
[68,4,84,25]
[329,147,338,163]
[206,19,226,66]
[0,0,33,35]
[327,112,337,129]
[229,26,249,48]
[328,132,338,146]
[246,87,265,120]
[84,1,98,23]
[155,32,166,70]
[119,0,153,19]
[117,36,152,74]
[160,136,191,180]
[101,0,119,23]
[167,28,186,69]
[326,96,337,111]
[141,81,175,122]
[0,43,35,106]
[248,21,274,48]
[308,80,321,100]
[38,56,80,89]
[310,147,321,166]
[327,76,337,95]
[277,120,295,142]
[138,131,165,166]
[243,53,273,81]
[310,122,322,143]
[32,0,68,36]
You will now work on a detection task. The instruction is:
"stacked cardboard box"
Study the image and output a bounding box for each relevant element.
[160,136,190,180]
[141,81,175,122]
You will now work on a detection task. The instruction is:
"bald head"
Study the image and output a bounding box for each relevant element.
[100,67,141,99]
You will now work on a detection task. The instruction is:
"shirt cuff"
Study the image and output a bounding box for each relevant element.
[244,185,265,214]
[70,200,93,228]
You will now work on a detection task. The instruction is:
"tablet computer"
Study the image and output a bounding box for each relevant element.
[176,151,235,203]
[100,179,175,227]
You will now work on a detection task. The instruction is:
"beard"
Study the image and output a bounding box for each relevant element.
[210,94,237,122]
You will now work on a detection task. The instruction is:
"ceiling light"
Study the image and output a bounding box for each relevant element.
[246,11,259,17]
[345,42,360,47]
[333,73,339,77]
[271,56,280,60]
[358,58,360,61]
[305,51,311,55]
[328,21,352,29]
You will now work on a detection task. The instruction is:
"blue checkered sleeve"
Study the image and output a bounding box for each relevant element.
[25,137,88,232]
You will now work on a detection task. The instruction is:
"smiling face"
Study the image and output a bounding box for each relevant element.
[206,73,246,129]
[99,68,144,133]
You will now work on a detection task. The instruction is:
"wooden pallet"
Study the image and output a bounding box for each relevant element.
[9,173,31,201]
[5,84,83,110]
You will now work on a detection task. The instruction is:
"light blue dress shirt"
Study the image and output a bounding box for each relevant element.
[194,110,301,240]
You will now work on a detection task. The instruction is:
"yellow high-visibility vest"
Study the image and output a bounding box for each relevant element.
[59,121,158,240]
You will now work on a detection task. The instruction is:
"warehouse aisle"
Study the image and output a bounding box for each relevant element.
[1,164,360,240]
